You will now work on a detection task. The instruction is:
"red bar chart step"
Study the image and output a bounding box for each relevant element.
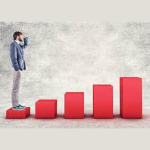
[93,85,113,119]
[35,99,57,119]
[64,92,84,119]
[6,107,30,119]
[120,77,142,119]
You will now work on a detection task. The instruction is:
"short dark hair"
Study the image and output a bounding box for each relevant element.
[13,31,23,40]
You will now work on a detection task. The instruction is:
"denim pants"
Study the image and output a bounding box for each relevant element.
[11,67,21,107]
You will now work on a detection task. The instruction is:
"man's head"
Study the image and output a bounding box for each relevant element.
[13,31,24,42]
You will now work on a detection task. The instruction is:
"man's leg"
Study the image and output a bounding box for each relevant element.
[11,68,21,107]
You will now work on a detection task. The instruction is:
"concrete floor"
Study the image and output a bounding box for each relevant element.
[0,98,150,128]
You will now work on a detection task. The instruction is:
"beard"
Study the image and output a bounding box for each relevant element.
[19,38,24,46]
[19,41,24,46]
[18,36,23,42]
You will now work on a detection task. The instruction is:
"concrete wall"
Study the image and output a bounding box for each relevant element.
[0,22,150,111]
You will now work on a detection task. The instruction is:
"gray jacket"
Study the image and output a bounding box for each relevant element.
[10,37,28,71]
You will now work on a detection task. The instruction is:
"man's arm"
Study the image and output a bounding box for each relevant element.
[22,37,29,49]
[10,43,19,71]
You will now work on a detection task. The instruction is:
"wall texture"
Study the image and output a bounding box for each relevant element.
[0,22,150,111]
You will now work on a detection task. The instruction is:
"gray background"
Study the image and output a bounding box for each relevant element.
[1,22,150,128]
[1,0,150,149]
[0,22,150,112]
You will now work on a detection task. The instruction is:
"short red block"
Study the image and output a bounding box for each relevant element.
[35,100,57,119]
[6,107,30,119]
[120,77,142,119]
[64,92,84,119]
[93,85,113,119]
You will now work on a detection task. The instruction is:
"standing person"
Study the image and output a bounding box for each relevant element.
[10,31,29,110]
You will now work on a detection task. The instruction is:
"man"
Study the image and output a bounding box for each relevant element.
[10,31,29,110]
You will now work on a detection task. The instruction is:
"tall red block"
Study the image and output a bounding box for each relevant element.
[6,107,30,119]
[35,99,57,119]
[93,85,113,119]
[64,92,84,119]
[120,77,142,119]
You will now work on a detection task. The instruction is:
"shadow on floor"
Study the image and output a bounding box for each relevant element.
[4,114,148,120]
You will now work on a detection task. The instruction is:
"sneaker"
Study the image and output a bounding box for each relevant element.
[18,104,26,108]
[12,105,25,110]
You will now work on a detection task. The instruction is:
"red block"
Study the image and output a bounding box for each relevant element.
[120,77,142,119]
[6,107,30,119]
[64,92,84,119]
[35,99,57,119]
[93,85,113,119]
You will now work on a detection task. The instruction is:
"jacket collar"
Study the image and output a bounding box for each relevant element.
[14,40,20,44]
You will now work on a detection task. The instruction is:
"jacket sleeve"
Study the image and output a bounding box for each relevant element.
[10,43,19,71]
[22,37,29,49]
